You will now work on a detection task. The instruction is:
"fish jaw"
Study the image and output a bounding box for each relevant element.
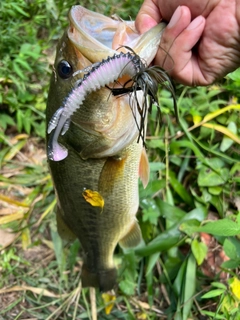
[68,5,166,64]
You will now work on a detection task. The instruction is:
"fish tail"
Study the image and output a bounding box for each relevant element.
[81,264,117,292]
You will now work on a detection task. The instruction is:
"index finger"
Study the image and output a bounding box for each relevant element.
[135,0,163,34]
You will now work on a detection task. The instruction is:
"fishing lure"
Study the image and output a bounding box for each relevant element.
[47,49,176,161]
[109,52,177,143]
[47,51,145,161]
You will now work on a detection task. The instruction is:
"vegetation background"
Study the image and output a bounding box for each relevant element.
[0,0,240,319]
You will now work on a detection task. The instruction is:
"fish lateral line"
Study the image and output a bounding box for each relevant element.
[47,50,146,162]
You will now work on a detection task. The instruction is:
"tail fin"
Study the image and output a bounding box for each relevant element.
[81,264,117,292]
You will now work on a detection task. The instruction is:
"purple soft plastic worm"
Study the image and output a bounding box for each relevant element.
[47,51,144,161]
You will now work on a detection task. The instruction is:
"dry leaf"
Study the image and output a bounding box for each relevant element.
[82,189,104,212]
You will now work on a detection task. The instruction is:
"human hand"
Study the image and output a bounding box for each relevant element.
[135,0,240,86]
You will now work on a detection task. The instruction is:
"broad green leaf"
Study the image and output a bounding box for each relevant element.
[221,259,240,269]
[220,122,237,151]
[169,171,193,205]
[198,166,229,187]
[147,139,165,149]
[0,114,15,130]
[227,68,240,81]
[191,239,208,265]
[226,237,240,257]
[149,162,166,171]
[139,179,165,198]
[230,162,240,176]
[123,250,138,280]
[211,282,227,290]
[119,279,135,296]
[200,157,225,168]
[141,198,160,225]
[223,238,238,260]
[179,220,201,236]
[208,186,223,195]
[155,199,186,222]
[135,227,181,257]
[198,219,240,236]
[201,289,225,299]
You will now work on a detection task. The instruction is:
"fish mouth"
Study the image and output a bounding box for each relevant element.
[68,5,166,64]
[47,7,174,162]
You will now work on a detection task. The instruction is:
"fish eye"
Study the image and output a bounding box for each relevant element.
[57,60,73,79]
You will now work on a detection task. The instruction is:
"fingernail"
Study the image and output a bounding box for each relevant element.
[186,16,204,30]
[167,6,182,29]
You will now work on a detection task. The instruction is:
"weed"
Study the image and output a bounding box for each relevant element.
[0,1,240,319]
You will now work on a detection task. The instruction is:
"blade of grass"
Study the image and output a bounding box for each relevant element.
[182,254,196,320]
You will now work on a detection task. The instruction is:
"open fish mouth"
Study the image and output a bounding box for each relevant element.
[47,6,177,162]
[68,6,166,63]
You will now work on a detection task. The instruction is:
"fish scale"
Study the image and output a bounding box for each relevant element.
[46,5,166,291]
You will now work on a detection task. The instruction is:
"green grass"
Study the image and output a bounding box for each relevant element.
[1,0,240,319]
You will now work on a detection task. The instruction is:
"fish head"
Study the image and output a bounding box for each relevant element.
[47,6,166,160]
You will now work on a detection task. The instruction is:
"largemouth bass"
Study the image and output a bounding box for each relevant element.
[46,5,168,291]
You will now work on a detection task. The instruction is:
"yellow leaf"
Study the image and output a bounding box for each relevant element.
[221,294,235,313]
[82,189,104,212]
[4,140,27,161]
[136,312,148,320]
[0,211,25,225]
[0,194,29,207]
[193,115,202,125]
[102,293,116,315]
[0,285,68,298]
[230,277,240,300]
[202,123,240,145]
[21,226,31,249]
[203,104,240,122]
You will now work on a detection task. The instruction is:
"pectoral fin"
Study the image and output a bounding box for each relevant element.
[139,148,150,189]
[56,207,76,242]
[119,221,142,249]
